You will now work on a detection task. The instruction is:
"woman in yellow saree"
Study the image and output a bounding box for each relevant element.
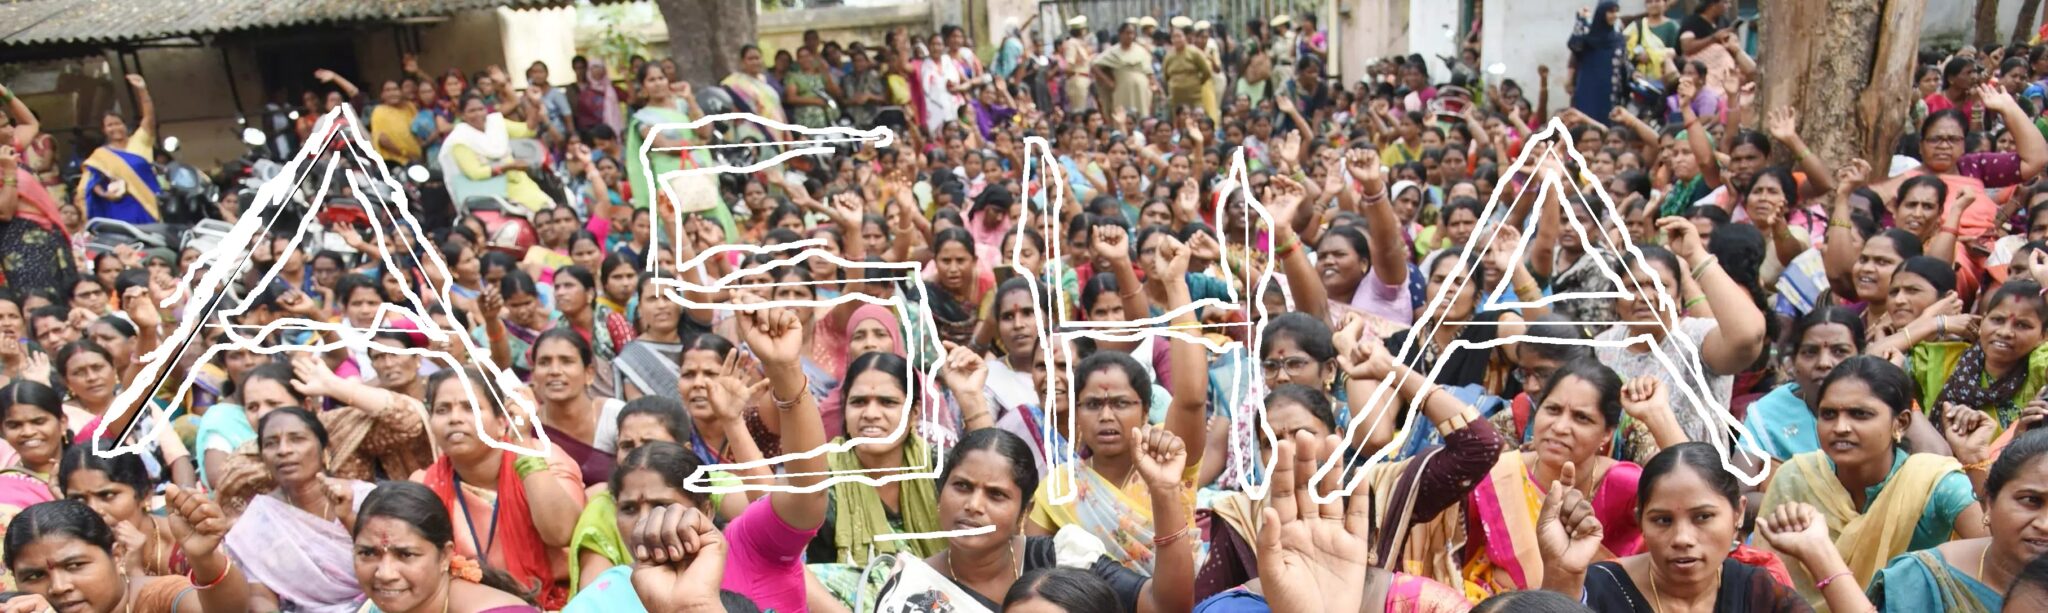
[721,45,787,142]
[1455,361,1690,599]
[1025,237,1209,573]
[1758,355,1984,610]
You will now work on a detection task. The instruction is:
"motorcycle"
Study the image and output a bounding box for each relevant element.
[156,136,215,227]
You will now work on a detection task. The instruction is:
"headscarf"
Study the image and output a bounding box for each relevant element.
[583,61,625,134]
[437,112,511,178]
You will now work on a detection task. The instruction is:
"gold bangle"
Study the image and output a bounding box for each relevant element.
[1436,405,1479,438]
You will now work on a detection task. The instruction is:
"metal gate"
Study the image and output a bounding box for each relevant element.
[1036,0,1325,40]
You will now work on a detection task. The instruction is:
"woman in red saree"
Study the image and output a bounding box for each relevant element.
[412,368,587,610]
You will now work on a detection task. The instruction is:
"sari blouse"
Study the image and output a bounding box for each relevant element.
[1583,558,1811,613]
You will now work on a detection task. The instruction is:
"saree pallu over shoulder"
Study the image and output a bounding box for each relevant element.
[1761,451,1962,612]
[1460,451,1543,597]
[79,144,160,223]
[1367,448,1473,599]
[1869,549,1999,613]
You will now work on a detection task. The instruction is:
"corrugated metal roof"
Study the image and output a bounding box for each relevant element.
[0,0,575,47]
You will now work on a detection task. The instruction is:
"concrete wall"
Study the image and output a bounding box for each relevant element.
[1480,0,1576,110]
[1338,0,1407,86]
[1921,0,2028,49]
[500,6,580,89]
[1407,0,1459,85]
[755,1,935,53]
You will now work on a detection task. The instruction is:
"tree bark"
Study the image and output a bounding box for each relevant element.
[1977,0,2004,47]
[2016,0,2043,46]
[1759,0,1923,168]
[655,0,757,87]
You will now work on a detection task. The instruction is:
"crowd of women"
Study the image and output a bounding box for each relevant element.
[12,0,2048,611]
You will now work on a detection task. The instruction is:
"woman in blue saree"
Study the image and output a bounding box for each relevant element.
[1869,430,2048,612]
[79,74,161,225]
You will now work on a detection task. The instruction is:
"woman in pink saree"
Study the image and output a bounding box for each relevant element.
[224,407,375,613]
[1869,83,2048,300]
[1458,363,1690,598]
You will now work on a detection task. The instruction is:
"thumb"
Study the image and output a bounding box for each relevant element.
[1558,461,1578,491]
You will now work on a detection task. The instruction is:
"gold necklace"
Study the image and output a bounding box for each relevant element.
[1980,540,1996,585]
[942,535,1023,585]
[1646,558,1721,613]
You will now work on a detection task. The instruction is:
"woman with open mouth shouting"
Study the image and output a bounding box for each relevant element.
[1870,429,2048,611]
[1540,442,1876,613]
[1459,361,1687,597]
[223,407,374,613]
[4,487,248,613]
[1023,233,1209,575]
[905,427,1190,612]
[1757,355,1983,609]
[803,340,994,567]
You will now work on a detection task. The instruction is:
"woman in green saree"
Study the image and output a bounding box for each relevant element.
[623,63,735,241]
[1869,430,2048,612]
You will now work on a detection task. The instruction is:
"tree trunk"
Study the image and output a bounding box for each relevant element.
[655,0,757,87]
[1759,0,1924,168]
[2016,0,2043,46]
[1977,0,2005,47]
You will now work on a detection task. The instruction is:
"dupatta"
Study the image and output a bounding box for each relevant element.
[8,166,66,235]
[423,451,565,610]
[224,482,375,613]
[1760,450,1962,611]
[1071,462,1159,572]
[824,432,942,565]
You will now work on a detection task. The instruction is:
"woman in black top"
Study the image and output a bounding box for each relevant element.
[1538,442,1873,612]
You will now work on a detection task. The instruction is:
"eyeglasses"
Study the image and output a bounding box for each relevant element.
[1261,357,1317,373]
[1078,397,1142,413]
[1516,365,1557,387]
[1925,135,1966,146]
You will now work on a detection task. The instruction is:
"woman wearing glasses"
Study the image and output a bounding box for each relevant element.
[1023,236,1209,574]
[1864,83,2048,287]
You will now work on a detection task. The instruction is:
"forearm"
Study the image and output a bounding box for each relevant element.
[1163,281,1208,465]
[1277,228,1328,320]
[1787,138,1837,195]
[952,387,995,431]
[1111,260,1151,319]
[720,418,773,498]
[1770,226,1805,265]
[485,320,511,370]
[1866,316,1942,357]
[520,471,582,547]
[1693,260,1767,371]
[1142,481,1195,613]
[2009,105,2048,179]
[189,551,252,613]
[765,359,829,527]
[1797,548,1877,613]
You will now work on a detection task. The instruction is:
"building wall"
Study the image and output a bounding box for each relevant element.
[1338,0,1407,86]
[755,1,935,53]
